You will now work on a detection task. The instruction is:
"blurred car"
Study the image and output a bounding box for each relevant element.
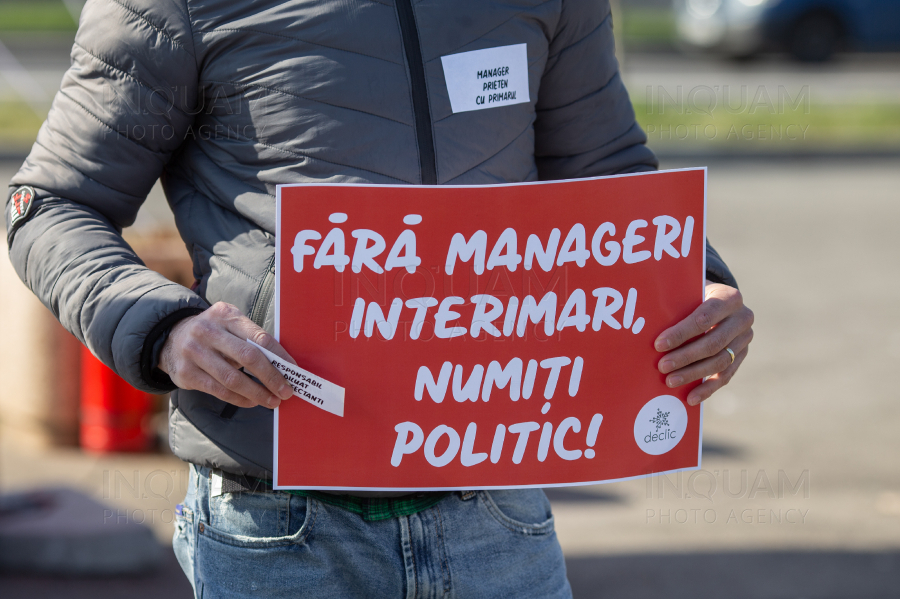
[674,0,900,61]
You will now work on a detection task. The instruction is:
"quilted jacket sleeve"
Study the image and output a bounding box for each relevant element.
[533,0,657,178]
[5,0,208,393]
[534,0,737,288]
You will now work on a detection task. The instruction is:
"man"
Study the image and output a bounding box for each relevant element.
[6,0,753,596]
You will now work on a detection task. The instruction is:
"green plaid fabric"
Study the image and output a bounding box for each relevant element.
[284,490,450,521]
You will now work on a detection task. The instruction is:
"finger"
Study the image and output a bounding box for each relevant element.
[655,287,744,352]
[686,347,748,406]
[196,349,282,408]
[174,366,260,409]
[658,308,754,374]
[663,329,753,389]
[216,306,298,365]
[214,333,294,400]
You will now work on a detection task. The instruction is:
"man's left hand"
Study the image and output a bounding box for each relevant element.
[655,281,754,406]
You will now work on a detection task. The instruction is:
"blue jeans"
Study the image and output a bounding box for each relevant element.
[174,465,572,598]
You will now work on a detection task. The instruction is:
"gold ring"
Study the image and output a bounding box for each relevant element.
[725,347,735,364]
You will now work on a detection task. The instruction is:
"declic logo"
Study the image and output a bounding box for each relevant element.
[634,395,688,455]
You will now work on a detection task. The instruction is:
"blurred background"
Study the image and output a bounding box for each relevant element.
[1,0,898,597]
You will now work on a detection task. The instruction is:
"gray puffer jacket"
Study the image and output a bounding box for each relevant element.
[6,0,735,481]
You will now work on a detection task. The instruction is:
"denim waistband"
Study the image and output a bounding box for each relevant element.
[216,470,450,522]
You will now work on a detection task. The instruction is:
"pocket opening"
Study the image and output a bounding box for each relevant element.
[479,490,555,536]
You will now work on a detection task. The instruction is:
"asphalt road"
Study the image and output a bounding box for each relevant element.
[2,156,899,597]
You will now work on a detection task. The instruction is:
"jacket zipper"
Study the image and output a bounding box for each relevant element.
[395,0,437,185]
[224,254,275,419]
[249,254,276,328]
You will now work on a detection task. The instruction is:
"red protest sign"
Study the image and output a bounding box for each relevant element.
[274,168,706,491]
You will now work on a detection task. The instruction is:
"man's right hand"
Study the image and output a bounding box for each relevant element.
[158,302,296,409]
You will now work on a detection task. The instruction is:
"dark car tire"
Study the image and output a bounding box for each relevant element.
[788,11,842,62]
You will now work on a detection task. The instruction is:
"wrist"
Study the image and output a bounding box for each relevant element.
[141,307,207,390]
[158,315,196,374]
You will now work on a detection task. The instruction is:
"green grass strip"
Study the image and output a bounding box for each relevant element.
[0,2,77,32]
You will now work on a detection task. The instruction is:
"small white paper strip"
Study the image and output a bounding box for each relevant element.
[248,340,345,417]
[209,471,223,497]
[441,43,530,113]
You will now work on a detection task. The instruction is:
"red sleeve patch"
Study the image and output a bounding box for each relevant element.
[9,186,35,227]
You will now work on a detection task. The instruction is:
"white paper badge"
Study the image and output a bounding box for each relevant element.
[441,43,530,114]
[248,340,345,417]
